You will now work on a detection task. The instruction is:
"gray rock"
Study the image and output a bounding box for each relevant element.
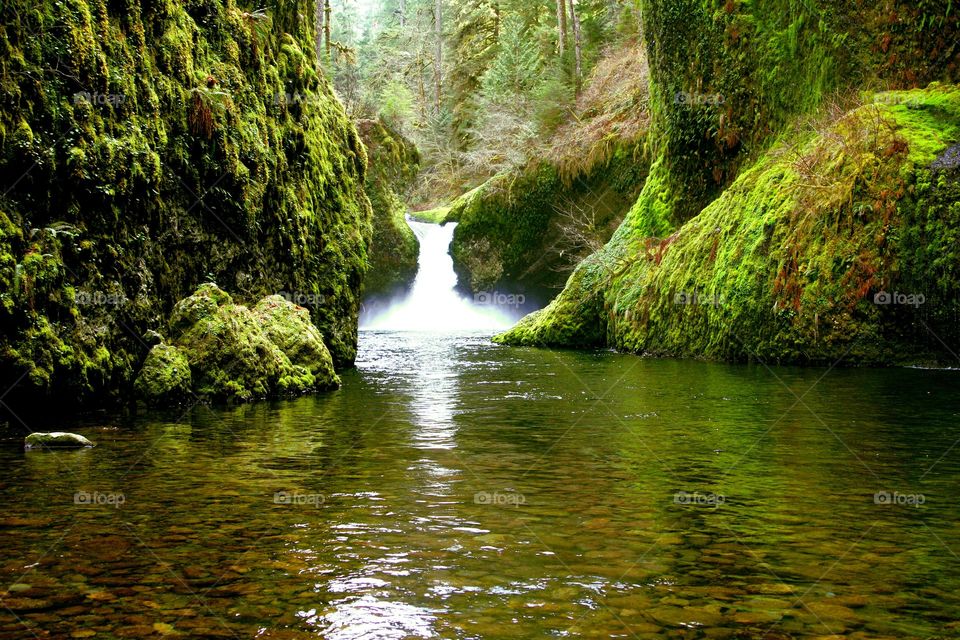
[24,432,96,450]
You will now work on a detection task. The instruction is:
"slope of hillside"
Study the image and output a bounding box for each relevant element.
[498,0,960,366]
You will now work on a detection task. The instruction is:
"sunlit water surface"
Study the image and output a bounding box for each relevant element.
[1,331,960,639]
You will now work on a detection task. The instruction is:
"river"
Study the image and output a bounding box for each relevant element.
[0,224,958,639]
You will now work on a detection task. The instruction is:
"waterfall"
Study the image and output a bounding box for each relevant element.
[361,220,522,332]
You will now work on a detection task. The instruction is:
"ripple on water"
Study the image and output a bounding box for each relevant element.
[0,333,958,638]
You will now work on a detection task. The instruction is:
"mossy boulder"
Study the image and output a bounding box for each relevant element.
[134,344,192,406]
[149,284,339,403]
[24,432,95,449]
[500,86,960,365]
[253,295,339,392]
[0,0,371,417]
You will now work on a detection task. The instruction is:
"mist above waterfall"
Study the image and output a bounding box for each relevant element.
[361,220,523,332]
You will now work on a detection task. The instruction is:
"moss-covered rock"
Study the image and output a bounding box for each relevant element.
[253,295,339,391]
[409,206,452,224]
[134,343,192,405]
[358,119,421,295]
[500,85,960,365]
[500,1,960,366]
[159,284,339,403]
[0,0,371,416]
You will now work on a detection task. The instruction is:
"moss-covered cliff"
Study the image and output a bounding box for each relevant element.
[498,0,960,365]
[358,118,420,296]
[448,151,647,295]
[0,0,372,413]
[446,44,651,297]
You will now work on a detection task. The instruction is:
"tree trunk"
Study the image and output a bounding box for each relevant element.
[418,54,428,120]
[556,0,568,57]
[315,0,324,62]
[434,0,443,114]
[398,0,406,28]
[324,0,332,56]
[570,0,583,94]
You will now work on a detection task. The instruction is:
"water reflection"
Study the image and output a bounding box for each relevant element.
[317,595,438,639]
[0,334,959,638]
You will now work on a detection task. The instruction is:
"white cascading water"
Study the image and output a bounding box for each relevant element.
[361,220,519,332]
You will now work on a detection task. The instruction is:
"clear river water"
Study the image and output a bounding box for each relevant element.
[1,332,960,639]
[1,222,959,639]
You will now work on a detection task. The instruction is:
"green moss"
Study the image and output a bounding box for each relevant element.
[163,284,339,403]
[0,0,371,412]
[409,206,451,224]
[358,119,421,295]
[134,343,191,406]
[493,254,609,347]
[639,0,959,229]
[501,85,960,365]
[253,295,339,391]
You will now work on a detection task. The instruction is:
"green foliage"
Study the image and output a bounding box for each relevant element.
[341,0,641,206]
[379,76,416,129]
[481,15,542,97]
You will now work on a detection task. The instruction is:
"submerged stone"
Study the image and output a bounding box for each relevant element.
[24,432,95,450]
